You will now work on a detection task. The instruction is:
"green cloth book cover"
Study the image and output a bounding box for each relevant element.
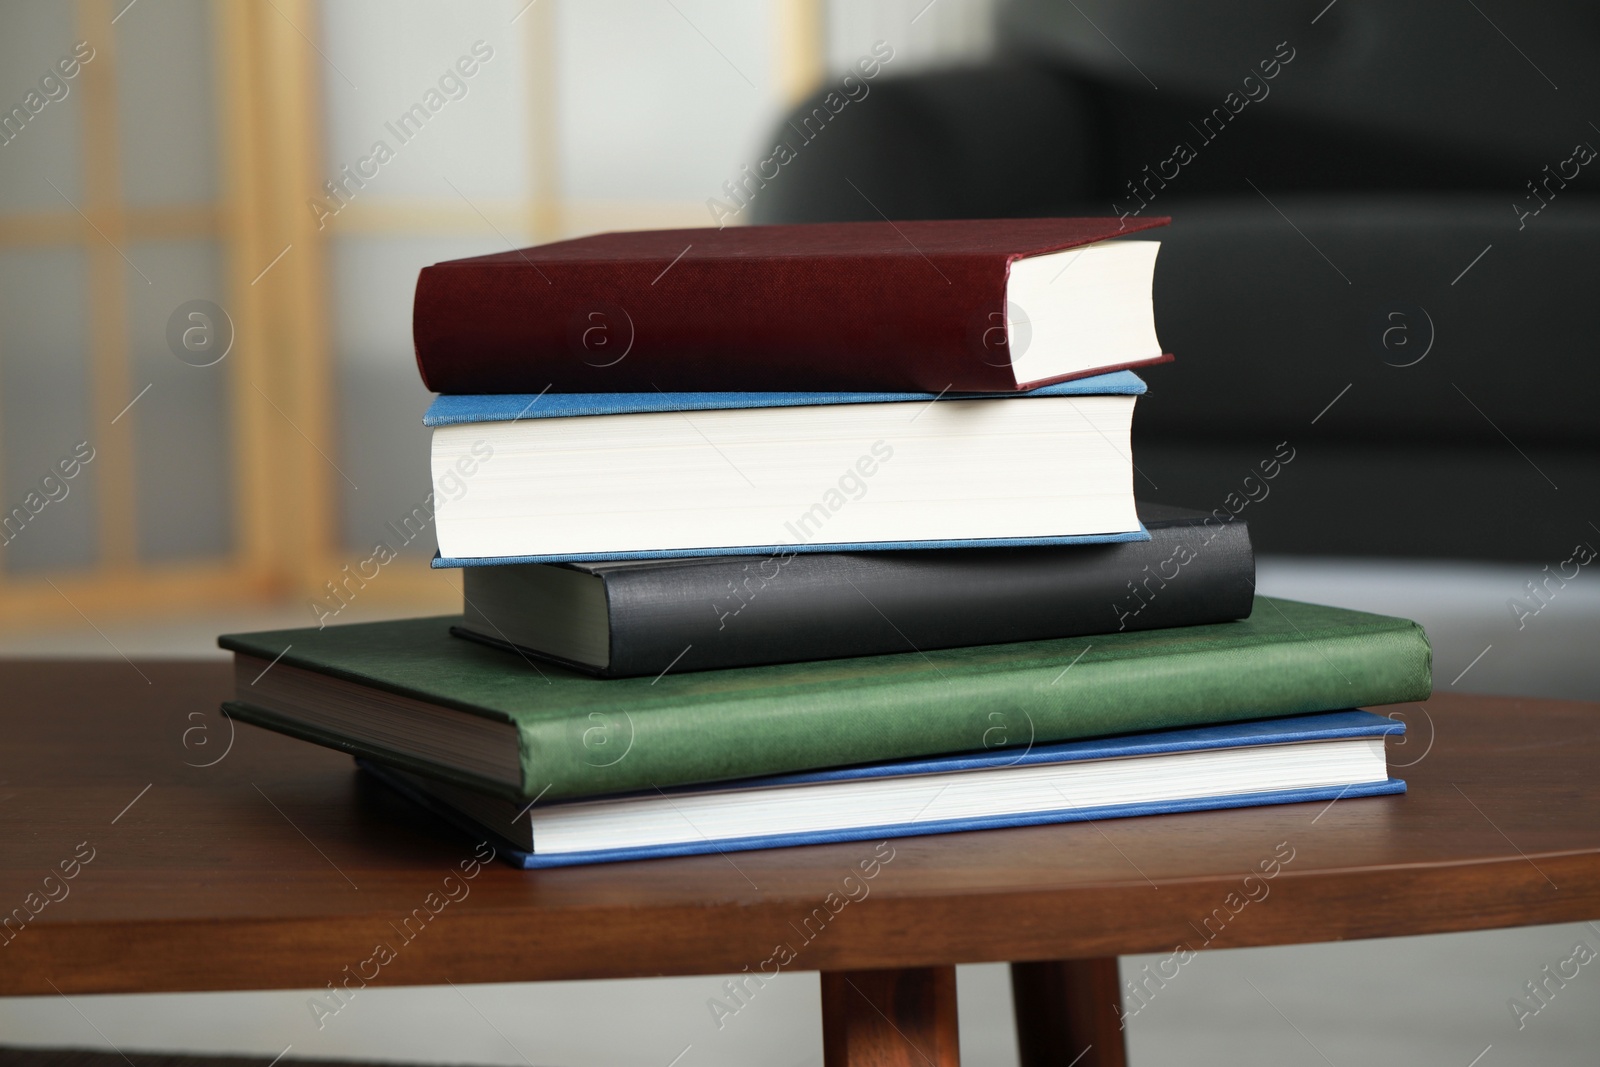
[219,596,1432,801]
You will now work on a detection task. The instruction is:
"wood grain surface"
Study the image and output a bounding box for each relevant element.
[1,661,1597,996]
[1011,958,1126,1066]
[821,966,959,1067]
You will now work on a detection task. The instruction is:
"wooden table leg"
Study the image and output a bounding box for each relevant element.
[821,965,961,1067]
[1010,958,1127,1067]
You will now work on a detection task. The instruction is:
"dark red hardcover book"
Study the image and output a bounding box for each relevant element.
[412,217,1171,394]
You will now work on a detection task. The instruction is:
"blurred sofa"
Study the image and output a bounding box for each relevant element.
[752,0,1600,562]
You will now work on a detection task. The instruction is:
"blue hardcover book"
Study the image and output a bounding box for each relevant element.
[425,371,1153,565]
[423,370,1147,426]
[358,709,1405,868]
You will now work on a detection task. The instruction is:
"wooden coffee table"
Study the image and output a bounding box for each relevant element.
[2,661,1597,1066]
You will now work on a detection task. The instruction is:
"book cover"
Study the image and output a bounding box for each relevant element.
[433,531,1154,568]
[218,597,1432,802]
[358,710,1406,868]
[452,503,1254,677]
[412,217,1171,394]
[421,369,1147,426]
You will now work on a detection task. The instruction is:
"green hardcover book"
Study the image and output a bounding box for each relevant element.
[218,597,1431,802]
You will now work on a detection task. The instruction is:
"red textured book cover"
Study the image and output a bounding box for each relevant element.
[412,216,1170,394]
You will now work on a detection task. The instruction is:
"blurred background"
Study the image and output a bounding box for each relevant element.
[1,0,1596,1064]
[0,0,1014,643]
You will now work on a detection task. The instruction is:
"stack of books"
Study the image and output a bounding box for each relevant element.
[220,218,1432,868]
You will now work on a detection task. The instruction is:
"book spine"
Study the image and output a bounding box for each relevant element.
[413,253,1023,393]
[516,606,1433,799]
[599,520,1256,678]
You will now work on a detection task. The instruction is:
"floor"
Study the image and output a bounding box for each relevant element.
[2,556,1597,1066]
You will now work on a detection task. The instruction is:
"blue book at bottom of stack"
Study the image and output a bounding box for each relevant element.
[358,710,1404,868]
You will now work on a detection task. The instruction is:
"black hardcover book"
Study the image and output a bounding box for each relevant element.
[453,503,1254,678]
